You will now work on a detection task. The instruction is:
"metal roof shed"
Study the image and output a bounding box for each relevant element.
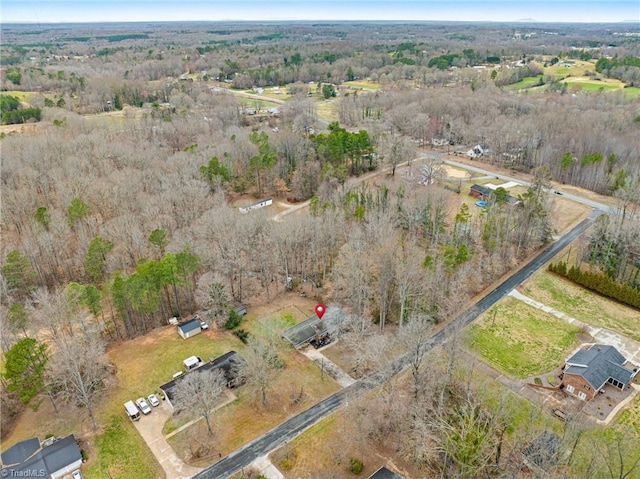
[281,305,343,349]
[177,318,202,339]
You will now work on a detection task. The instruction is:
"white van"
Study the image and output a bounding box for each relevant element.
[124,400,140,421]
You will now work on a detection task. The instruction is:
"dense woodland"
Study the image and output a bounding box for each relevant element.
[1,21,640,477]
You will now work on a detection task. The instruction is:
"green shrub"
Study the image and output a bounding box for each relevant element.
[81,449,88,462]
[234,329,249,343]
[225,309,242,329]
[349,457,364,475]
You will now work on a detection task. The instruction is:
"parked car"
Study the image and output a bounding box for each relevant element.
[148,394,160,407]
[199,320,209,330]
[135,397,152,414]
[72,470,83,479]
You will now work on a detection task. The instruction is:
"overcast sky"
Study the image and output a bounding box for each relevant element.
[1,0,638,23]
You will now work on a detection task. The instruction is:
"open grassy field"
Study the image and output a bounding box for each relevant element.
[564,79,624,93]
[622,86,640,98]
[520,269,640,342]
[236,97,281,110]
[2,90,35,103]
[465,297,582,379]
[315,99,337,123]
[544,59,596,79]
[504,75,543,90]
[342,80,382,90]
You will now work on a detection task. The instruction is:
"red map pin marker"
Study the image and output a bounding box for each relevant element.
[315,304,326,319]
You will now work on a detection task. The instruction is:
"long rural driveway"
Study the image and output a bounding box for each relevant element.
[193,208,603,479]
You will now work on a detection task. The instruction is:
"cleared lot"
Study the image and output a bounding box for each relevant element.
[465,297,582,378]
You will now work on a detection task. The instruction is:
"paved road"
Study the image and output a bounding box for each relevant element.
[438,156,614,213]
[193,208,602,479]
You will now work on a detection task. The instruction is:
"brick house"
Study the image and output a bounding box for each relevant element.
[561,344,638,401]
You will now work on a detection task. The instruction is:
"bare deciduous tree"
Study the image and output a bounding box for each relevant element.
[234,336,281,406]
[173,368,227,435]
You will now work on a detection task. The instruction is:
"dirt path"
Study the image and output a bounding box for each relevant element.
[271,200,311,222]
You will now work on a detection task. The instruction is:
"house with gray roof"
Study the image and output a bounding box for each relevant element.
[561,344,638,401]
[0,437,40,467]
[469,184,521,207]
[160,351,244,410]
[1,435,82,479]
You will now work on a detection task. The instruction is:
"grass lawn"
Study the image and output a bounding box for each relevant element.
[84,416,161,479]
[617,389,640,437]
[465,297,582,379]
[2,90,34,103]
[168,346,341,463]
[564,80,622,92]
[504,75,542,90]
[622,86,640,98]
[315,100,337,122]
[521,270,640,342]
[342,80,382,90]
[544,59,595,79]
[87,327,242,478]
[235,97,281,110]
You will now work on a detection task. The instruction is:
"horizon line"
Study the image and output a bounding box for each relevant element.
[2,19,638,25]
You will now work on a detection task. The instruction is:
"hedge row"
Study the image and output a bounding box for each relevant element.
[548,262,640,309]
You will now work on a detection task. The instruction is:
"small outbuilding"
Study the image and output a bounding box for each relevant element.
[231,301,247,316]
[183,356,202,371]
[177,318,202,339]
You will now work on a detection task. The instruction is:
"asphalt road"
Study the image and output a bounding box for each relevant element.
[439,156,614,213]
[193,208,602,479]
